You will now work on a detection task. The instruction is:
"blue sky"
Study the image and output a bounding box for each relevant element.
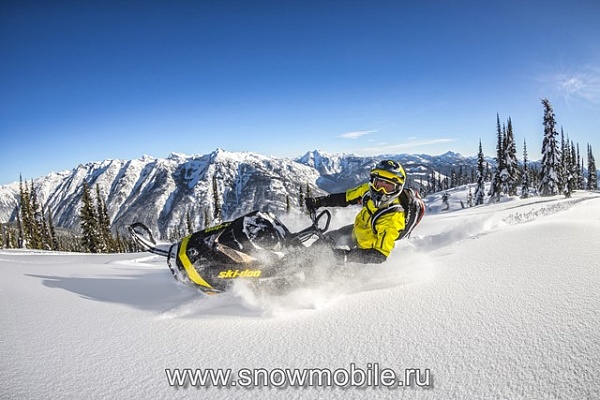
[1,0,599,185]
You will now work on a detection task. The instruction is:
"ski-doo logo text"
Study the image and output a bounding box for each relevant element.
[203,222,231,233]
[218,269,262,279]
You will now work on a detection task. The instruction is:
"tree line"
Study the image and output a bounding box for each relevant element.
[471,98,597,206]
[1,179,133,252]
[2,98,597,249]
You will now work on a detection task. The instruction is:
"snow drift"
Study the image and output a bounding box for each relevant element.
[1,190,599,399]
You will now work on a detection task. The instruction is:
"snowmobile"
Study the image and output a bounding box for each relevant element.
[128,189,425,295]
[129,209,334,294]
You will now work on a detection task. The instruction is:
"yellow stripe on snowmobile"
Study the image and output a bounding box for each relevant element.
[178,236,214,290]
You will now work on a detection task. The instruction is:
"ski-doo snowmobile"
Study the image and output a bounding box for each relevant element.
[129,209,335,294]
[129,189,424,295]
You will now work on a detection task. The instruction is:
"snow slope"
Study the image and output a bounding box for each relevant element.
[2,191,599,399]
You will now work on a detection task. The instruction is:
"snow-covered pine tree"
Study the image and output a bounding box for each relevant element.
[212,174,221,222]
[47,209,59,251]
[186,209,193,234]
[15,210,24,248]
[576,143,584,189]
[521,139,530,198]
[491,114,505,200]
[80,181,101,253]
[450,168,457,188]
[571,141,580,190]
[18,177,30,248]
[563,139,574,198]
[588,144,598,190]
[475,140,486,205]
[203,208,211,229]
[298,185,305,209]
[95,185,114,252]
[40,203,51,249]
[28,180,43,249]
[504,117,519,196]
[539,98,561,196]
[428,170,436,194]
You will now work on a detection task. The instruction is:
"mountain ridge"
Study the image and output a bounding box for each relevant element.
[0,149,489,236]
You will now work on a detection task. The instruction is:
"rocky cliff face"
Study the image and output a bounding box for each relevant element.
[0,149,483,237]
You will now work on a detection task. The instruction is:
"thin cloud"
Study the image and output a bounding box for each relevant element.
[537,65,600,105]
[357,138,456,155]
[337,130,376,139]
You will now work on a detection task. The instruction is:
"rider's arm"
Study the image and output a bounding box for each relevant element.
[308,183,370,209]
[313,192,348,208]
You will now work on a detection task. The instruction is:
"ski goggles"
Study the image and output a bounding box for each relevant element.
[370,177,400,194]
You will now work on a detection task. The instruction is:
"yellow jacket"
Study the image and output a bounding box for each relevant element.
[345,183,405,257]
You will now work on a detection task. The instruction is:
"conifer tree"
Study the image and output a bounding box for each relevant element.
[95,185,114,252]
[588,144,598,190]
[47,209,59,251]
[299,185,305,209]
[18,177,32,247]
[491,114,505,200]
[186,209,193,234]
[450,169,457,188]
[15,206,24,248]
[563,139,574,197]
[521,139,530,198]
[40,203,51,249]
[559,127,566,193]
[80,182,100,253]
[203,208,212,229]
[503,117,519,195]
[427,171,434,194]
[212,175,221,221]
[474,140,486,205]
[466,187,474,207]
[573,153,580,189]
[10,226,19,248]
[576,144,585,189]
[28,180,43,249]
[539,99,561,196]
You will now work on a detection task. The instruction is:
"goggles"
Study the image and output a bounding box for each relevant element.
[370,177,400,194]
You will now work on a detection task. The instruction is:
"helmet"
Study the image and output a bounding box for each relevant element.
[369,160,406,207]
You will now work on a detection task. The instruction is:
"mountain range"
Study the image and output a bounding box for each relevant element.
[0,149,488,237]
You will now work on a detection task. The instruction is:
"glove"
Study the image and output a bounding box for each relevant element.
[305,197,321,212]
[332,248,349,262]
[345,248,387,264]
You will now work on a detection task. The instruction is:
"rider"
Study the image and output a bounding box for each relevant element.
[305,159,424,264]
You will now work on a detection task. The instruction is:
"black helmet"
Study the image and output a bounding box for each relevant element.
[369,160,406,207]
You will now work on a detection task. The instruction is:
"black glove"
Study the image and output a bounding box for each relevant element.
[345,248,387,264]
[305,197,321,212]
[332,247,349,262]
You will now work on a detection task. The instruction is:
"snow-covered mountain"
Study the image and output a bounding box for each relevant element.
[2,189,599,399]
[0,149,485,236]
[297,149,484,193]
[0,150,324,236]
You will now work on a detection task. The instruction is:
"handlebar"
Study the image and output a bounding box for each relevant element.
[293,209,332,243]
